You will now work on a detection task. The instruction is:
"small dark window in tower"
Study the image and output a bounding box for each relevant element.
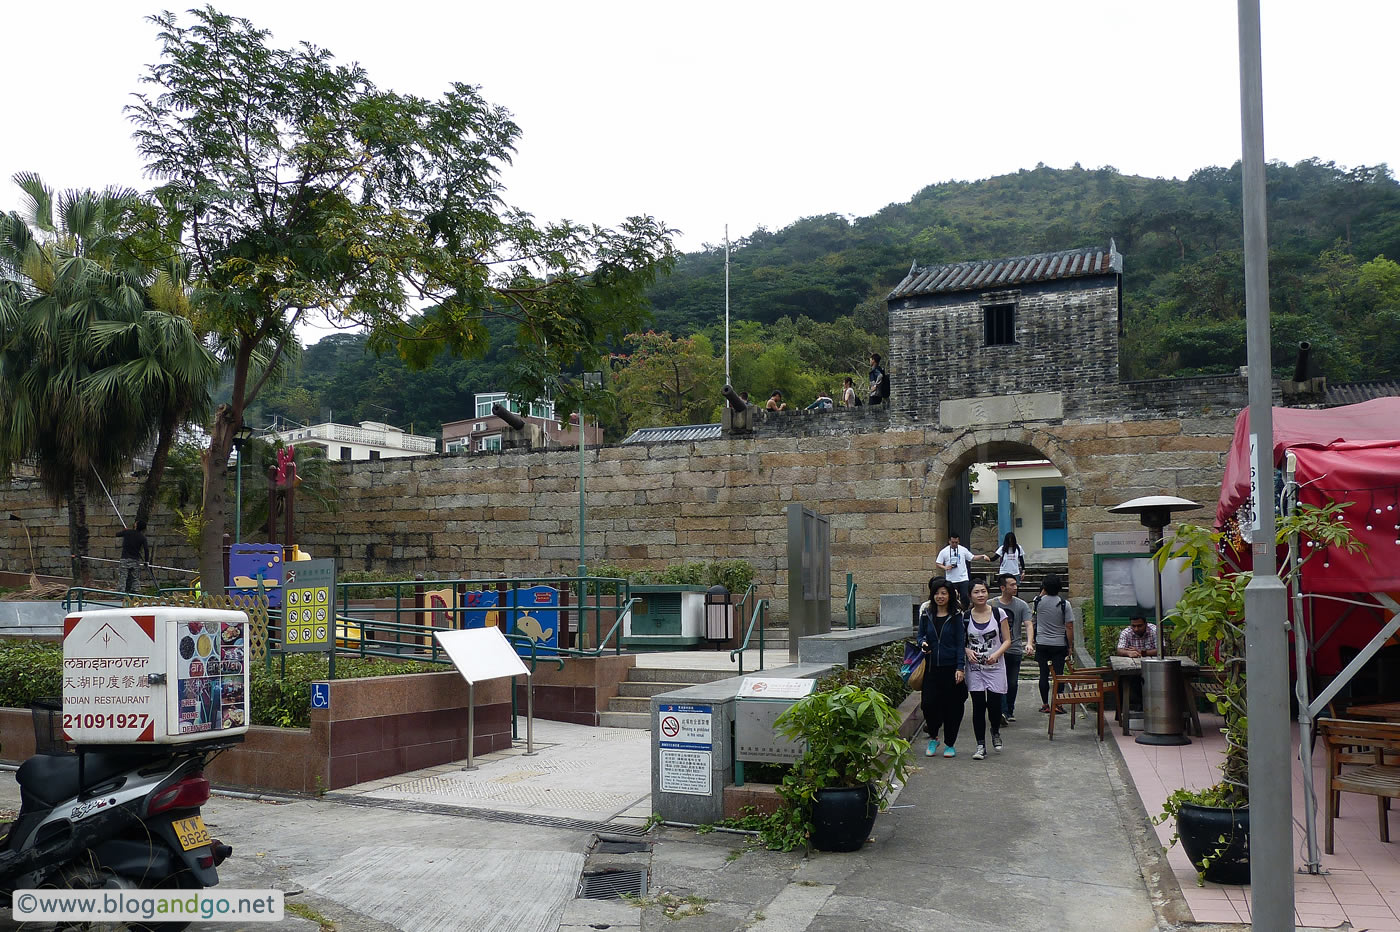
[984,304,1016,346]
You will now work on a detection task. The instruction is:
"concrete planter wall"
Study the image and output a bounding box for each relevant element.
[0,655,635,794]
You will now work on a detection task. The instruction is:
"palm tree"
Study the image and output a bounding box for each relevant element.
[0,174,215,583]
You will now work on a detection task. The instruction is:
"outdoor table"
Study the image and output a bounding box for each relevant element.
[1109,654,1201,736]
[1345,701,1400,723]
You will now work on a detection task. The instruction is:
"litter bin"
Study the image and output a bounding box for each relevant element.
[31,698,70,755]
[1136,658,1191,746]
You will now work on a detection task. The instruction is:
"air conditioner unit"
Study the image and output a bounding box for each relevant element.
[472,422,485,433]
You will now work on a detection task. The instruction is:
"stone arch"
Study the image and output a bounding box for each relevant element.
[921,426,1089,600]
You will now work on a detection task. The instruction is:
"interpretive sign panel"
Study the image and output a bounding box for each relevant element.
[282,559,335,653]
[435,626,530,684]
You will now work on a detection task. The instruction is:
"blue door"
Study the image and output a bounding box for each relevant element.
[1041,485,1068,548]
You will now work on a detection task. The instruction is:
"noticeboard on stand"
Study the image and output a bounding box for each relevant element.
[280,558,336,653]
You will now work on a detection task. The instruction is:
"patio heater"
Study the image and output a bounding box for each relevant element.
[704,584,733,649]
[1109,495,1201,747]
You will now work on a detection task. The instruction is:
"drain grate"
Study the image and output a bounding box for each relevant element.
[579,869,646,900]
[323,792,649,836]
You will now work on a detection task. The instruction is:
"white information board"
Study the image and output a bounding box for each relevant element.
[657,702,712,796]
[434,627,530,684]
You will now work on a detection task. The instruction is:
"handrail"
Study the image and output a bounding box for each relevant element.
[556,599,637,658]
[62,587,131,612]
[734,583,759,627]
[844,573,858,629]
[729,598,768,674]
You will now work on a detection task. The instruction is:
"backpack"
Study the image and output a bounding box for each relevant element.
[877,369,891,399]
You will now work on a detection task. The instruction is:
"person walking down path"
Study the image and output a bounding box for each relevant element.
[992,531,1027,582]
[935,531,989,609]
[994,572,1031,724]
[964,580,1011,760]
[116,520,151,593]
[1028,572,1075,714]
[918,577,967,759]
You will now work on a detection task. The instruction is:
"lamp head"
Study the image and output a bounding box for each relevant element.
[1107,495,1201,531]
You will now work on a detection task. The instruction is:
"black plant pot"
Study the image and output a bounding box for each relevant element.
[811,783,878,852]
[1177,803,1250,884]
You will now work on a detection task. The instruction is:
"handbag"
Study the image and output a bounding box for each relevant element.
[901,641,926,690]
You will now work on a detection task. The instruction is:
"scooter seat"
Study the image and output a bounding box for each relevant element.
[17,749,164,807]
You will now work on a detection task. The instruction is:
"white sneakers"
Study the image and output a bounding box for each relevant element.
[972,745,986,760]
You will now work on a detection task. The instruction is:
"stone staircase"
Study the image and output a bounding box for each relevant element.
[600,666,737,729]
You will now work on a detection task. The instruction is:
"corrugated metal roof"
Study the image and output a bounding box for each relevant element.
[621,424,722,445]
[888,242,1123,300]
[1322,380,1400,407]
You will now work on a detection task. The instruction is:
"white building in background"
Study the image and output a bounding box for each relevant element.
[266,420,437,462]
[971,460,1068,563]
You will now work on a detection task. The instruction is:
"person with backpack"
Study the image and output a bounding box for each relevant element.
[1027,572,1075,714]
[992,531,1027,582]
[868,353,890,406]
[994,572,1031,724]
[964,579,1011,759]
[917,576,967,759]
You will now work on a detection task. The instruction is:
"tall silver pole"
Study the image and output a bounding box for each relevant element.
[724,225,731,386]
[1238,0,1294,919]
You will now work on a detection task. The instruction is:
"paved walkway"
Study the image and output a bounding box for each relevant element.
[4,712,1180,931]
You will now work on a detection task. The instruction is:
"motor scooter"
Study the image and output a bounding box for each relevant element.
[1,738,235,928]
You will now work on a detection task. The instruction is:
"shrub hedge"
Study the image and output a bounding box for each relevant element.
[0,639,440,729]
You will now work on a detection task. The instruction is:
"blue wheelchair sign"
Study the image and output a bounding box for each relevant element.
[310,682,330,709]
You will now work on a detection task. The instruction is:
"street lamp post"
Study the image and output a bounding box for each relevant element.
[231,425,255,543]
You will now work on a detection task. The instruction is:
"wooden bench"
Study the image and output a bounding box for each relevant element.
[1316,717,1400,854]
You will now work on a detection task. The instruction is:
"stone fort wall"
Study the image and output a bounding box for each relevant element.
[2,380,1244,624]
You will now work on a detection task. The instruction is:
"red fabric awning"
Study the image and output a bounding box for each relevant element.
[1293,441,1400,593]
[1216,398,1400,527]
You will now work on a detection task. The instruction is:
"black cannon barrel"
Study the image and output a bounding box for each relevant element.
[722,384,747,411]
[491,403,527,430]
[1292,341,1312,382]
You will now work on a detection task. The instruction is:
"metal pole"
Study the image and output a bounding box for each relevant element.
[525,674,535,756]
[234,446,242,544]
[724,224,731,386]
[464,682,477,771]
[1238,0,1294,920]
[1286,453,1323,873]
[578,399,587,580]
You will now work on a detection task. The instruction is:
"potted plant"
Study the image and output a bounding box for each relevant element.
[772,683,912,852]
[1153,504,1358,884]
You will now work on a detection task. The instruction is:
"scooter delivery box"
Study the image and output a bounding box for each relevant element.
[62,607,251,744]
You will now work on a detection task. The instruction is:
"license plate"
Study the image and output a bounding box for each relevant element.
[172,815,211,851]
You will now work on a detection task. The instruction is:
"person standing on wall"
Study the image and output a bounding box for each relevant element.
[994,572,1031,724]
[116,520,151,593]
[842,377,859,408]
[936,531,988,608]
[992,531,1027,583]
[868,353,890,406]
[918,577,967,758]
[964,580,1011,760]
[1027,572,1074,714]
[765,391,786,411]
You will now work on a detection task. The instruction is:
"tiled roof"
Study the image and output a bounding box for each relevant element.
[621,424,722,445]
[1322,380,1400,407]
[888,242,1123,300]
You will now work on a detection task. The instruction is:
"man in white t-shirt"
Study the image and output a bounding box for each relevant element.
[935,531,989,609]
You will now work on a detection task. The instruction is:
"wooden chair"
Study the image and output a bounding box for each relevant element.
[1316,717,1400,854]
[1064,665,1113,726]
[1048,671,1106,740]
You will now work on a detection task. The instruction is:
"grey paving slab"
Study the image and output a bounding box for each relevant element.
[298,845,582,932]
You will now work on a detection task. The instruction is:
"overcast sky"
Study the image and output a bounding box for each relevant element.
[5,1,1396,260]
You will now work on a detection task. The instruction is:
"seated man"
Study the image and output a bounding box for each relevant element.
[1116,613,1158,711]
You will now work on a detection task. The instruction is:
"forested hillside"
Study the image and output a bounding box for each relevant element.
[250,160,1400,442]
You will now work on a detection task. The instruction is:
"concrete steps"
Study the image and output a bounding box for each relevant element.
[602,664,737,730]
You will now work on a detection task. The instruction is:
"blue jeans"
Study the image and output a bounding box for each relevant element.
[1004,653,1023,716]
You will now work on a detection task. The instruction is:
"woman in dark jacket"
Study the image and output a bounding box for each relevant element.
[918,576,967,758]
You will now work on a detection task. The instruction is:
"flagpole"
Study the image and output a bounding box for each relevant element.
[724,225,731,387]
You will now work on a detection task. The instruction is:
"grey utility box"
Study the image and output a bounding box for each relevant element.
[734,676,817,784]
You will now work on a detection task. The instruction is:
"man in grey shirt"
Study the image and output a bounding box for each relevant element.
[995,573,1031,724]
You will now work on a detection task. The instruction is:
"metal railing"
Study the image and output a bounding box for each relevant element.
[844,573,858,629]
[729,597,769,674]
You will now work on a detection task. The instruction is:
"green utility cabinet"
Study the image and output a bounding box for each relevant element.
[622,584,706,650]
